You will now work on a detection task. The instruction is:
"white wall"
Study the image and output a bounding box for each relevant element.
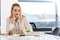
[1,0,18,34]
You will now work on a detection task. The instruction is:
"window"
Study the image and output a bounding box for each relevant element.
[19,2,56,28]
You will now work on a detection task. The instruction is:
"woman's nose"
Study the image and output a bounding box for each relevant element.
[16,11,18,13]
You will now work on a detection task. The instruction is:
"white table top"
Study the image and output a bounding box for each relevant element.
[0,34,60,40]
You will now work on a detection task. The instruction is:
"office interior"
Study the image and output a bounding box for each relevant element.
[0,0,60,37]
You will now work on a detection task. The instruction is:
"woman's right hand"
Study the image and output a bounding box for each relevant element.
[10,17,15,24]
[8,30,13,35]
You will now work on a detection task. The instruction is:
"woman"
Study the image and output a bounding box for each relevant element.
[6,3,33,35]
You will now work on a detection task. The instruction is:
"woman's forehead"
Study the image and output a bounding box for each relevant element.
[13,6,21,10]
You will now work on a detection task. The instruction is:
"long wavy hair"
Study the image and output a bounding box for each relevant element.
[9,3,24,22]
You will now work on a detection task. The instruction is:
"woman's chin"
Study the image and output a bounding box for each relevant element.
[15,16,19,18]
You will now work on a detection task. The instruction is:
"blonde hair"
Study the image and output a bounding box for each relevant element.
[9,3,24,22]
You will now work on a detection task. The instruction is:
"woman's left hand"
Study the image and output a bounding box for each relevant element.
[13,30,24,34]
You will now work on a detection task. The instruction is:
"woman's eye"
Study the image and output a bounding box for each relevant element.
[14,10,17,12]
[18,10,20,12]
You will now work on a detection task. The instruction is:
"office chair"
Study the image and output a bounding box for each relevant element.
[52,27,60,36]
[30,22,36,31]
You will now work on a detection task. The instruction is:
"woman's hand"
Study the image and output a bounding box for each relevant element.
[14,30,24,34]
[12,29,24,35]
[7,30,13,35]
[10,17,16,24]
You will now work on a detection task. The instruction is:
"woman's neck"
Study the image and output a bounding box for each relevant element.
[15,17,19,22]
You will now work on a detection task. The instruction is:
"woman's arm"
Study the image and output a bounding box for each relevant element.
[24,17,33,33]
[6,18,14,35]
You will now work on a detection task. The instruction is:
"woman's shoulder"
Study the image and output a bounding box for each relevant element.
[21,15,28,22]
[21,15,26,19]
[7,17,10,20]
[22,15,25,18]
[7,17,12,21]
[7,17,14,24]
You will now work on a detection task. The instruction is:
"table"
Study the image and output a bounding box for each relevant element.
[0,34,60,40]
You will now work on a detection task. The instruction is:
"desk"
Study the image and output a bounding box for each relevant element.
[0,34,60,40]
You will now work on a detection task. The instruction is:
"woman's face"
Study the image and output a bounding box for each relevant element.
[12,6,21,18]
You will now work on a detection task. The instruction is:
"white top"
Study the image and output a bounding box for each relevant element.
[6,17,33,34]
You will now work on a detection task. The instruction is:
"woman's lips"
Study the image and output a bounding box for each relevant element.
[16,14,18,15]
